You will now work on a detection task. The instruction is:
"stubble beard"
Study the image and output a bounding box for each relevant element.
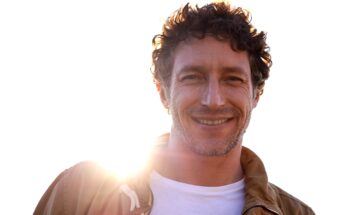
[191,135,241,156]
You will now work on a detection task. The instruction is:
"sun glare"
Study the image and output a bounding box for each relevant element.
[95,137,154,180]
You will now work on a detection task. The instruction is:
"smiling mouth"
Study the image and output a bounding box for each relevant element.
[197,118,229,126]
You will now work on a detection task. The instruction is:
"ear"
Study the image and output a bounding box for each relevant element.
[252,89,261,108]
[156,83,169,109]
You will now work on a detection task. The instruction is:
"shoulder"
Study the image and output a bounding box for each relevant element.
[50,161,118,190]
[34,161,124,215]
[62,160,114,181]
[269,183,315,215]
[55,160,124,196]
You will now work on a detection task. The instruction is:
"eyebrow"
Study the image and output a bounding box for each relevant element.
[221,66,247,75]
[177,65,206,75]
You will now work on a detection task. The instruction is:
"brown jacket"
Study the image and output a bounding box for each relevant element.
[34,146,314,215]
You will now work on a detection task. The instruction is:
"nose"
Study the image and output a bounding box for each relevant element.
[201,79,225,108]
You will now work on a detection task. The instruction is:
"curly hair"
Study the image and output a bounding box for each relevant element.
[151,2,272,94]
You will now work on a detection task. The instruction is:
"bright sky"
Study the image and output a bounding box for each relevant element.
[0,0,342,214]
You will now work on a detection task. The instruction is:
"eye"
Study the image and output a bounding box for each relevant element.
[180,74,204,82]
[224,76,244,83]
[182,74,201,80]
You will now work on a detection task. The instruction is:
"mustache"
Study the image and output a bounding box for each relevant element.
[189,106,239,116]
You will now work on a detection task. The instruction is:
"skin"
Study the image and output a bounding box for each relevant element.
[156,36,260,186]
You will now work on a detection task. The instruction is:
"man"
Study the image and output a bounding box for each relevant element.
[34,2,315,215]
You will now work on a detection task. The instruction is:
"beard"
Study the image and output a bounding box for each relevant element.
[171,105,252,157]
[191,135,241,156]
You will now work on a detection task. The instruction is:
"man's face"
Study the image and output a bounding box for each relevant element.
[160,36,259,156]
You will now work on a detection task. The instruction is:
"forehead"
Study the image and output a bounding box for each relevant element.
[172,37,250,76]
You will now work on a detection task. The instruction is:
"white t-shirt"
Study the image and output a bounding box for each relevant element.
[149,170,245,215]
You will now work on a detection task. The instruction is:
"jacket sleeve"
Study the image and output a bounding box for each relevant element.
[33,161,130,215]
[33,168,70,215]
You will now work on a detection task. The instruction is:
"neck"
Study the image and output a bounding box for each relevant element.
[154,136,243,186]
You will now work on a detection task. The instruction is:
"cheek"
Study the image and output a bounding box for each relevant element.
[171,86,199,105]
[230,89,255,111]
[171,93,188,115]
[170,89,200,123]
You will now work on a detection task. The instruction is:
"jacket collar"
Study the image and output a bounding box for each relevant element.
[241,147,282,215]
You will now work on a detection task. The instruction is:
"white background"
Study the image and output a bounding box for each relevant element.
[1,0,342,214]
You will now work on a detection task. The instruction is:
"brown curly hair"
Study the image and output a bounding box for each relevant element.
[151,2,272,94]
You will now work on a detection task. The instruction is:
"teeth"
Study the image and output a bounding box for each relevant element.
[199,119,227,125]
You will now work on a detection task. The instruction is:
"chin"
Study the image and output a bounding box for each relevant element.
[188,138,240,157]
